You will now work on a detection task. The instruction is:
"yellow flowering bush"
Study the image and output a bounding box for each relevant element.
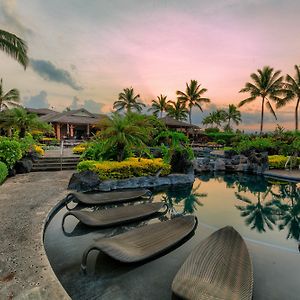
[77,157,171,180]
[33,145,45,156]
[268,155,300,169]
[73,144,88,154]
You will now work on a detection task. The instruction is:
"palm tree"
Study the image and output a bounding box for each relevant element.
[166,99,188,121]
[98,113,151,161]
[176,80,210,124]
[0,29,28,69]
[0,78,21,111]
[224,104,242,131]
[276,65,300,131]
[238,66,285,133]
[0,108,52,138]
[113,87,145,113]
[148,94,169,117]
[202,110,226,128]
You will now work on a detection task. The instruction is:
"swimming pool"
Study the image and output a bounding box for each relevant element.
[44,173,300,300]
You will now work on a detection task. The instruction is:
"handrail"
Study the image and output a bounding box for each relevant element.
[60,140,64,171]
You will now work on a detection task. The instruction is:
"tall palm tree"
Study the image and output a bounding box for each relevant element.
[0,29,28,69]
[176,80,210,124]
[202,110,226,128]
[0,78,21,111]
[238,66,285,133]
[276,65,300,131]
[113,87,145,113]
[148,94,169,117]
[166,99,188,121]
[224,104,242,130]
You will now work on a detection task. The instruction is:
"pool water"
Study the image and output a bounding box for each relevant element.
[44,173,300,300]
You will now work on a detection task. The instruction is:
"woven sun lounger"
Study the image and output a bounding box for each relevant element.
[65,189,151,207]
[81,215,197,271]
[62,202,167,228]
[172,226,253,300]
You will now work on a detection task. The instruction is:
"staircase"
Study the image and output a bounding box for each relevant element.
[32,156,80,172]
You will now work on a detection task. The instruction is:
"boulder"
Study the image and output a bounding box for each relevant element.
[15,159,33,174]
[224,150,238,159]
[214,158,226,171]
[170,150,194,174]
[68,170,101,192]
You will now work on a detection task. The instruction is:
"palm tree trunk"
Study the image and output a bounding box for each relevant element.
[160,110,163,118]
[189,107,192,124]
[260,97,265,134]
[295,98,300,131]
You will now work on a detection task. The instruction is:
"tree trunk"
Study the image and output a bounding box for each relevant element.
[160,110,163,118]
[19,127,26,138]
[295,98,299,131]
[260,97,265,134]
[189,107,192,124]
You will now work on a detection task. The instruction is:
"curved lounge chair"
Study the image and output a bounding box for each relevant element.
[172,226,253,300]
[62,202,167,229]
[65,189,151,208]
[81,215,197,271]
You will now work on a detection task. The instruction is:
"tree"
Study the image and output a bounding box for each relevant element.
[0,78,21,111]
[166,99,188,121]
[0,29,28,69]
[276,65,300,131]
[148,94,169,117]
[0,108,52,138]
[176,80,210,124]
[98,113,152,161]
[113,87,145,113]
[238,66,285,133]
[223,104,242,131]
[202,109,226,128]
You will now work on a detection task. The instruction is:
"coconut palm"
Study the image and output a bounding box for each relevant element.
[276,65,300,131]
[113,87,145,113]
[224,104,242,131]
[202,110,226,128]
[166,99,188,121]
[238,66,285,133]
[176,80,210,124]
[148,94,169,117]
[0,108,52,138]
[0,29,28,69]
[0,78,21,111]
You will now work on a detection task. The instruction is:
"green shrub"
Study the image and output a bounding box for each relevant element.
[206,132,236,145]
[205,127,220,133]
[216,139,226,145]
[77,157,171,180]
[0,162,8,184]
[268,155,300,169]
[236,137,275,153]
[0,139,22,169]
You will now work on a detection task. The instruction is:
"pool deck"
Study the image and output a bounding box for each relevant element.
[264,169,300,182]
[0,171,73,299]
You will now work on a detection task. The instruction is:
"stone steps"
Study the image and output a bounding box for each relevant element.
[32,156,79,172]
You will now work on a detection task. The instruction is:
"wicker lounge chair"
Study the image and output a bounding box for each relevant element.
[62,202,167,229]
[172,226,253,300]
[65,189,151,208]
[81,215,197,271]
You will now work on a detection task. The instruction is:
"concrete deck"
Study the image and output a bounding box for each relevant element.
[0,171,73,299]
[264,169,300,182]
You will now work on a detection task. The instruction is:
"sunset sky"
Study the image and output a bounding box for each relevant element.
[1,0,300,131]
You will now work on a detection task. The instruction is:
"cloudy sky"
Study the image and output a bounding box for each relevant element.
[1,0,300,131]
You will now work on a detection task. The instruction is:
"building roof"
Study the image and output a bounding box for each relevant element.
[159,116,199,128]
[39,108,107,125]
[26,108,58,115]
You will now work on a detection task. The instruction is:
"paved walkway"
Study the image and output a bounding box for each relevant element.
[264,169,300,182]
[44,148,79,158]
[0,171,73,299]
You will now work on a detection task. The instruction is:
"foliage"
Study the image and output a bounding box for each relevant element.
[235,137,275,153]
[148,94,170,117]
[33,145,44,156]
[0,138,22,169]
[0,29,28,69]
[205,132,236,146]
[202,109,226,128]
[0,78,20,111]
[0,161,8,184]
[77,157,171,180]
[176,79,210,124]
[268,155,288,169]
[166,99,188,121]
[113,87,145,113]
[73,143,88,154]
[18,135,35,155]
[204,127,219,133]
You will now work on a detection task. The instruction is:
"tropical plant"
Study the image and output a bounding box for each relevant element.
[0,161,8,184]
[202,109,226,128]
[166,99,188,121]
[97,113,152,161]
[148,94,170,117]
[0,78,21,111]
[0,29,28,69]
[0,138,22,169]
[238,66,285,133]
[276,65,300,131]
[0,108,52,138]
[113,87,145,113]
[176,79,210,124]
[223,104,242,131]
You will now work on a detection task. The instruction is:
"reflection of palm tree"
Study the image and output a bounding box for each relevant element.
[271,183,300,241]
[164,183,206,215]
[235,190,277,232]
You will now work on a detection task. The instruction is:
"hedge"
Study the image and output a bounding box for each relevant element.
[0,162,8,184]
[0,139,22,169]
[268,155,300,169]
[77,157,171,180]
[73,143,88,154]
